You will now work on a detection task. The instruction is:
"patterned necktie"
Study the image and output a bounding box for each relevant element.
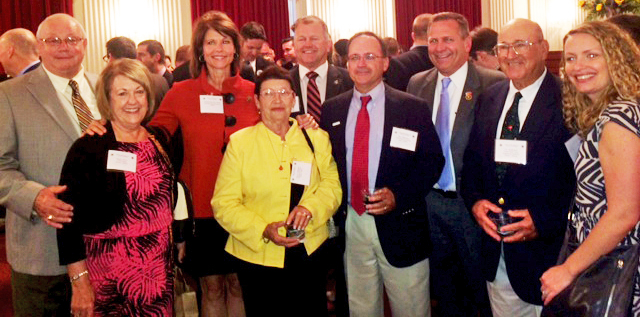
[306,71,322,122]
[496,92,522,186]
[351,96,372,215]
[435,78,454,190]
[68,79,94,132]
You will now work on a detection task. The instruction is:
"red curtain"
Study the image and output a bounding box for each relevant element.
[0,0,73,35]
[190,0,291,60]
[394,0,482,51]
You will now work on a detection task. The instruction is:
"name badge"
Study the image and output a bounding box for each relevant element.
[390,127,418,152]
[292,98,301,113]
[494,139,527,165]
[200,95,224,114]
[565,134,583,164]
[107,150,137,173]
[290,161,312,186]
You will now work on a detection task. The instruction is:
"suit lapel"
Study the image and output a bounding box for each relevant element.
[326,65,345,100]
[451,64,481,145]
[517,72,558,147]
[376,85,399,183]
[26,68,79,141]
[333,91,352,171]
[290,66,304,114]
[423,69,438,114]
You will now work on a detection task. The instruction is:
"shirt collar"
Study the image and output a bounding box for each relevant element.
[42,64,85,94]
[509,67,547,102]
[299,61,329,79]
[18,60,40,76]
[436,61,469,89]
[353,81,385,108]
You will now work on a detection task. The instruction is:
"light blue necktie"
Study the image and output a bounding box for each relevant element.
[435,77,454,190]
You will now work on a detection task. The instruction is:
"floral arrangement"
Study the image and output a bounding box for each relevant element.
[579,0,640,20]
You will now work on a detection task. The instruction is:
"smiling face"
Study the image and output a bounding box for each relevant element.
[36,14,87,79]
[428,19,471,77]
[347,35,389,94]
[256,79,296,125]
[282,40,296,62]
[109,75,149,130]
[293,22,331,71]
[202,29,236,73]
[497,19,549,89]
[564,33,611,102]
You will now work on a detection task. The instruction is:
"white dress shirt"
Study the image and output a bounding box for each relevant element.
[298,61,329,113]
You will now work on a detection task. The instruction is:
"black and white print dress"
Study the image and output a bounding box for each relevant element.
[572,99,640,316]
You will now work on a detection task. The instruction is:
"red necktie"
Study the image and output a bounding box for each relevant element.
[306,71,322,122]
[351,95,372,215]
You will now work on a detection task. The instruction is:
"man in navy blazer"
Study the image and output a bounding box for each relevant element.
[321,31,443,316]
[461,19,575,316]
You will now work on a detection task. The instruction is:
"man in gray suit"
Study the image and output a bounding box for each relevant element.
[0,13,99,316]
[407,12,504,317]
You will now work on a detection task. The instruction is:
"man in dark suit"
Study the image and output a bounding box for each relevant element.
[461,19,575,316]
[239,21,273,82]
[0,28,41,78]
[407,12,505,317]
[137,39,173,87]
[0,14,100,315]
[384,13,434,91]
[320,31,444,316]
[290,16,353,123]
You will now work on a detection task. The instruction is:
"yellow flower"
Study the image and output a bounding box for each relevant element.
[596,3,603,10]
[615,0,624,4]
[579,0,586,7]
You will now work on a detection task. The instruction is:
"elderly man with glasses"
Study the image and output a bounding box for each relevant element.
[461,18,575,316]
[0,13,100,316]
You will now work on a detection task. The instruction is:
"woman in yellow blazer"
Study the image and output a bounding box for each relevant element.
[212,66,341,316]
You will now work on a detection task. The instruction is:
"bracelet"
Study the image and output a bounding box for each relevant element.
[70,270,88,283]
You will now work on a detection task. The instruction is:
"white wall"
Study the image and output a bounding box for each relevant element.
[74,0,193,74]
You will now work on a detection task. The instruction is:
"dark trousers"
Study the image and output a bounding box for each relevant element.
[237,244,328,317]
[11,269,70,317]
[426,190,492,317]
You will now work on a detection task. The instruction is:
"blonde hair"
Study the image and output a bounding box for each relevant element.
[562,21,640,137]
[96,59,155,122]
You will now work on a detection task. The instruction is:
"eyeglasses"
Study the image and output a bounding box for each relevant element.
[494,40,541,56]
[39,37,84,47]
[102,54,109,62]
[348,53,383,63]
[260,88,293,99]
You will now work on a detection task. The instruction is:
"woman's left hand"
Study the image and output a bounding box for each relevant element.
[540,264,576,305]
[287,206,313,230]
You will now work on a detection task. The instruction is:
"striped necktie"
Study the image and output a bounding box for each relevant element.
[68,79,93,132]
[306,71,322,122]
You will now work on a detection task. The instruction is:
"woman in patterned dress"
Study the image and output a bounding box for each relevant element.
[57,59,175,316]
[540,21,640,314]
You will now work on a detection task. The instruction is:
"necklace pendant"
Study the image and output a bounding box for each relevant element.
[279,165,283,170]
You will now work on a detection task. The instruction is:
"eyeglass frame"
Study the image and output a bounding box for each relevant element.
[347,53,384,63]
[102,54,110,62]
[493,40,543,56]
[259,88,295,99]
[39,37,85,47]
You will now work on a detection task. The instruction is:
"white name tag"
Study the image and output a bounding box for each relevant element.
[390,127,418,152]
[290,161,312,186]
[494,139,527,165]
[292,98,301,113]
[565,134,583,164]
[200,95,224,113]
[107,150,137,173]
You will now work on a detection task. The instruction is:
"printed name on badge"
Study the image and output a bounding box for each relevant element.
[390,127,418,152]
[494,139,527,165]
[107,150,137,173]
[200,95,224,113]
[291,161,312,186]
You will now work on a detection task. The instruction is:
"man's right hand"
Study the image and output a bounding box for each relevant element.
[471,199,502,241]
[34,185,73,229]
[82,119,107,136]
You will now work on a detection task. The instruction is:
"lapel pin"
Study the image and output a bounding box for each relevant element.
[465,91,473,101]
[334,79,340,85]
[332,121,341,126]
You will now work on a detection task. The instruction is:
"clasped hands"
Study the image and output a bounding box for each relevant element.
[471,199,538,242]
[262,205,313,248]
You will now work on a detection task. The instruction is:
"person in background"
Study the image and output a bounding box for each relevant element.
[137,39,173,87]
[165,55,174,72]
[277,36,296,70]
[470,27,500,71]
[407,12,504,317]
[0,28,40,78]
[213,66,341,316]
[0,13,100,315]
[333,39,348,68]
[321,31,444,316]
[173,45,192,83]
[607,13,640,45]
[461,18,575,316]
[382,37,402,57]
[260,42,276,62]
[540,21,640,314]
[57,58,175,316]
[239,21,273,82]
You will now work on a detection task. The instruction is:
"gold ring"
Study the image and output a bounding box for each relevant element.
[47,215,54,220]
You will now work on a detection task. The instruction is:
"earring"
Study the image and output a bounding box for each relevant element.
[199,55,205,62]
[233,53,239,59]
